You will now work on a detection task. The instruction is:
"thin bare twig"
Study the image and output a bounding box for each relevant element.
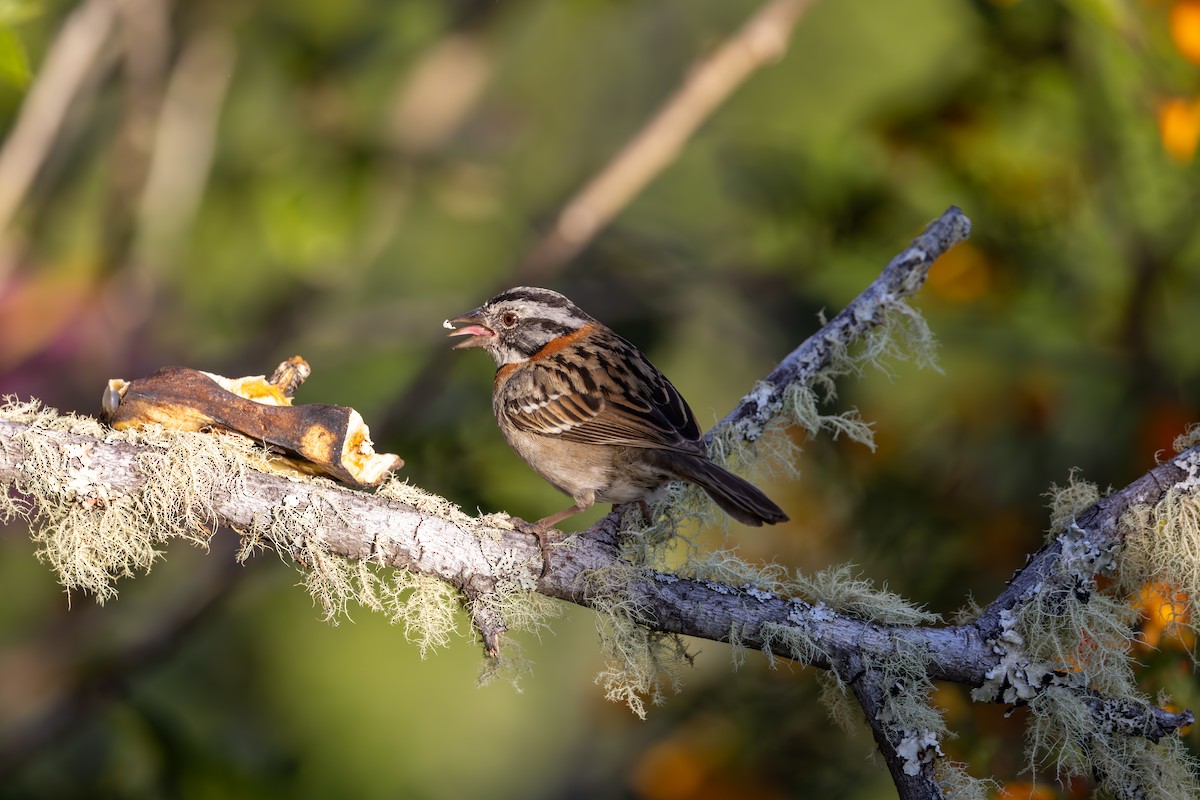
[131,30,236,279]
[0,0,120,266]
[519,0,818,279]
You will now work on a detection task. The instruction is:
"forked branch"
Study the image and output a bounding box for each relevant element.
[1,207,1195,799]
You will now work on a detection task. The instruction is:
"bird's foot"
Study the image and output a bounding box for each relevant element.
[511,517,556,579]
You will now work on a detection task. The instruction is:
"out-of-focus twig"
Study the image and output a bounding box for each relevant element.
[356,31,495,266]
[518,0,817,280]
[387,33,492,157]
[107,0,170,216]
[0,0,120,271]
[133,30,236,270]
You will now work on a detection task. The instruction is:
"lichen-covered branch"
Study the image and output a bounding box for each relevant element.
[847,667,946,800]
[2,206,1197,798]
[707,205,970,448]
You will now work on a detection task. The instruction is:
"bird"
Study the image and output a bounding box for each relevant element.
[446,286,788,575]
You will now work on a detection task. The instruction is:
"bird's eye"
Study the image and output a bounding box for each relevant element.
[500,311,519,328]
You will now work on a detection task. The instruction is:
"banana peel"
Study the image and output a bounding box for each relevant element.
[101,356,403,487]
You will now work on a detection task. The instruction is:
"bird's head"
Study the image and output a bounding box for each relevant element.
[445,286,593,366]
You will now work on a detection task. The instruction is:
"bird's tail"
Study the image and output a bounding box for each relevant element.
[663,453,788,526]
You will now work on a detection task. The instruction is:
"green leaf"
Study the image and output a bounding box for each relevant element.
[0,0,42,26]
[0,27,30,88]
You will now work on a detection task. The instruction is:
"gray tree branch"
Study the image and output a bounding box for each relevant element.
[1,207,1193,799]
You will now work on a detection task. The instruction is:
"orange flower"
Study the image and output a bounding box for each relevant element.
[1135,582,1194,650]
[1157,96,1200,162]
[1170,0,1200,64]
[926,242,991,303]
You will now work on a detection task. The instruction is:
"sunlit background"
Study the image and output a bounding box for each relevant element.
[1,0,1198,797]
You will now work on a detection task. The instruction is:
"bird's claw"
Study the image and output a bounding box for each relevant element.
[511,517,555,578]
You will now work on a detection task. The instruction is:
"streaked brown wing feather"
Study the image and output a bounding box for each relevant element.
[500,332,702,454]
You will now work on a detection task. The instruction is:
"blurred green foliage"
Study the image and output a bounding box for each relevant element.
[0,1,38,89]
[2,0,1199,797]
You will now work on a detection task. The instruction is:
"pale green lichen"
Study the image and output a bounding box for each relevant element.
[809,634,992,797]
[758,620,826,668]
[679,548,791,595]
[0,397,108,436]
[951,594,982,626]
[680,552,938,629]
[593,630,691,720]
[784,382,876,451]
[871,654,986,793]
[0,399,520,667]
[1002,471,1200,797]
[1026,688,1200,799]
[583,561,692,719]
[375,475,477,526]
[1045,470,1101,536]
[0,399,243,601]
[1014,499,1135,696]
[1172,423,1200,454]
[1005,474,1134,697]
[705,383,870,493]
[871,642,943,749]
[1016,585,1136,695]
[854,299,943,378]
[1120,476,1200,643]
[833,635,988,796]
[744,562,988,793]
[477,640,535,692]
[933,761,996,800]
[817,670,862,736]
[275,494,556,670]
[708,412,806,484]
[472,578,560,643]
[622,483,706,568]
[794,564,940,627]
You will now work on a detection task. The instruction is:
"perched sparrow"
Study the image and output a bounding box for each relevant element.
[447,286,787,573]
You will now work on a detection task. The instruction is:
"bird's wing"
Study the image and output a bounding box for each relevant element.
[499,334,703,453]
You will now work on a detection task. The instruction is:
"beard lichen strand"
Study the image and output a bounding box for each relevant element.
[1119,481,1200,643]
[0,401,249,601]
[1025,687,1200,799]
[703,302,939,515]
[582,558,692,719]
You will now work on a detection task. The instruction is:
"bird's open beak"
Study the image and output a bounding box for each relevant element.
[444,309,494,350]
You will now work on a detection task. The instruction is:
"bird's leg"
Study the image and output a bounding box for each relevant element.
[516,503,587,578]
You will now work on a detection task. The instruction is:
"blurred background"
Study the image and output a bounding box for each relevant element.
[1,0,1198,797]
